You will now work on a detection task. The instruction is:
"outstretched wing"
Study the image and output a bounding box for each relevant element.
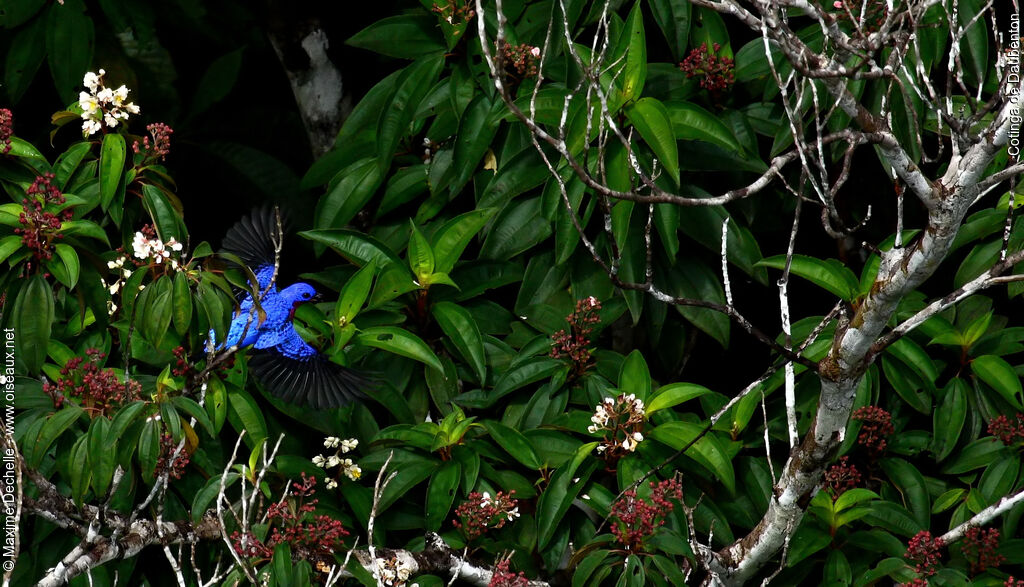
[248,327,370,409]
[221,207,281,292]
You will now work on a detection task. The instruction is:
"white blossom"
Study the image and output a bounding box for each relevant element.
[324,436,341,448]
[325,478,338,490]
[341,438,359,453]
[326,455,341,468]
[312,454,327,467]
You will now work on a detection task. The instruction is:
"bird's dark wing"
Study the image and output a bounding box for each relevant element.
[221,207,282,291]
[248,327,370,409]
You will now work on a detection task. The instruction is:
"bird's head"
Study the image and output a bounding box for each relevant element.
[281,283,318,306]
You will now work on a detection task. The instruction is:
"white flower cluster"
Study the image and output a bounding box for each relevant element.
[588,393,646,454]
[480,491,521,521]
[132,231,183,265]
[313,437,362,488]
[79,69,140,136]
[372,556,413,587]
[324,436,358,453]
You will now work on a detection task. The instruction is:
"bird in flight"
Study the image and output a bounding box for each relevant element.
[214,207,368,409]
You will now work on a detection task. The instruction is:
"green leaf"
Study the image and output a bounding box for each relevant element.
[931,488,965,514]
[227,386,268,449]
[4,16,47,103]
[957,0,988,87]
[171,396,215,437]
[69,434,91,505]
[30,405,84,468]
[450,95,500,196]
[140,183,186,242]
[357,326,444,372]
[335,261,376,327]
[376,457,436,512]
[51,243,80,289]
[431,209,497,274]
[879,458,930,528]
[192,473,240,522]
[979,455,1019,504]
[941,438,1007,475]
[649,421,735,494]
[971,355,1023,408]
[664,101,743,154]
[478,146,551,209]
[457,358,563,409]
[618,350,651,401]
[87,416,115,497]
[376,56,444,173]
[99,133,126,212]
[424,461,461,532]
[932,379,967,461]
[860,501,922,537]
[646,382,712,415]
[431,302,487,383]
[647,0,691,61]
[572,550,612,587]
[482,420,542,470]
[347,14,446,59]
[300,229,403,268]
[53,141,91,189]
[887,337,939,384]
[45,1,95,103]
[536,442,598,549]
[834,488,880,512]
[314,157,384,229]
[0,235,23,264]
[59,220,109,244]
[625,97,679,185]
[619,1,647,102]
[138,419,161,482]
[757,254,859,300]
[172,271,193,337]
[407,221,435,280]
[14,273,53,374]
[368,263,419,307]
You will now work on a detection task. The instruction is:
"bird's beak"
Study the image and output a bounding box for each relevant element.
[311,292,324,303]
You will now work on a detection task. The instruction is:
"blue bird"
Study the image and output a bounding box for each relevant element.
[216,208,368,409]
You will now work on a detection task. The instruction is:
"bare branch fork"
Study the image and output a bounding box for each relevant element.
[475,0,1024,583]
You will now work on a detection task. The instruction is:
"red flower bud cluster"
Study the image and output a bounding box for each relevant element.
[499,41,540,80]
[42,349,142,417]
[823,456,861,498]
[431,0,475,26]
[960,526,1004,576]
[488,559,530,587]
[452,490,520,540]
[154,433,190,480]
[852,405,894,457]
[1006,577,1024,587]
[679,43,735,93]
[171,346,195,378]
[231,474,349,566]
[550,296,602,376]
[988,413,1024,446]
[905,530,945,577]
[133,122,173,162]
[608,479,683,550]
[15,174,72,263]
[0,108,12,154]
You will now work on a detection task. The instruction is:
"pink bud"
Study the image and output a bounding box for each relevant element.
[530,46,540,57]
[833,0,843,6]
